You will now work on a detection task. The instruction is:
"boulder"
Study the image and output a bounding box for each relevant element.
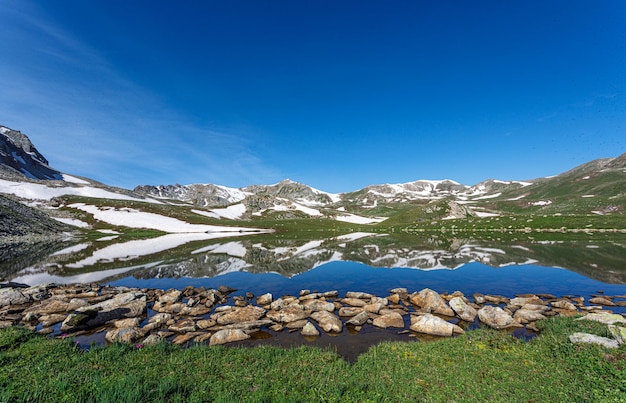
[23,299,69,315]
[216,306,266,325]
[209,329,250,346]
[410,314,464,336]
[310,311,342,333]
[142,334,165,346]
[552,300,577,311]
[256,293,273,306]
[338,307,363,317]
[158,289,182,304]
[608,325,626,345]
[569,332,619,349]
[449,297,477,322]
[372,312,404,329]
[345,291,374,299]
[576,313,626,325]
[346,311,370,326]
[301,321,320,337]
[409,288,454,316]
[113,317,141,328]
[513,309,547,324]
[0,288,30,307]
[169,319,197,333]
[509,296,545,307]
[302,299,335,313]
[589,297,615,306]
[266,305,309,323]
[363,303,383,314]
[105,327,141,344]
[342,298,367,307]
[477,306,520,329]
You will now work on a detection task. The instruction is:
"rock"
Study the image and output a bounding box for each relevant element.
[388,294,401,304]
[266,305,309,323]
[371,297,388,306]
[22,311,39,322]
[209,329,250,345]
[113,317,141,328]
[513,309,547,324]
[217,305,265,325]
[346,311,370,326]
[0,320,13,329]
[0,288,30,307]
[484,295,509,304]
[576,313,626,325]
[180,305,212,316]
[60,310,98,332]
[310,311,342,333]
[169,319,196,333]
[569,332,619,349]
[299,289,311,297]
[217,285,237,294]
[389,287,408,295]
[67,298,90,311]
[256,293,273,306]
[477,306,520,329]
[589,297,615,306]
[194,333,212,343]
[285,319,308,329]
[342,298,367,307]
[172,333,196,345]
[473,293,486,304]
[338,307,363,317]
[321,290,339,298]
[158,289,182,304]
[409,288,454,316]
[39,314,66,327]
[372,312,404,329]
[363,303,383,314]
[106,327,141,344]
[509,296,546,307]
[449,297,477,322]
[197,319,216,330]
[221,319,274,331]
[608,325,626,345]
[149,313,172,324]
[345,291,373,299]
[142,334,165,345]
[302,299,335,313]
[23,300,69,315]
[518,303,549,312]
[410,314,464,336]
[552,300,577,311]
[301,321,320,337]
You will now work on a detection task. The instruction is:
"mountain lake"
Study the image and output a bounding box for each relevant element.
[2,231,626,360]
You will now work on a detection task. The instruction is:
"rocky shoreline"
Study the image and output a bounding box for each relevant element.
[1,282,625,349]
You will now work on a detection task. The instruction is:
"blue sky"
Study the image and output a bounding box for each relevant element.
[1,1,625,193]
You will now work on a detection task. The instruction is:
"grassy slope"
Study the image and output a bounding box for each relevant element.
[1,317,624,402]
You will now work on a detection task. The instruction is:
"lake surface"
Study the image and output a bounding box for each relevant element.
[4,231,626,304]
[4,231,626,360]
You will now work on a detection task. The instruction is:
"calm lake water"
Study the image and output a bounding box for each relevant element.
[5,231,626,304]
[4,231,626,360]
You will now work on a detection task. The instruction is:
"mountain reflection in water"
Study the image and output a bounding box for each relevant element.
[4,232,626,304]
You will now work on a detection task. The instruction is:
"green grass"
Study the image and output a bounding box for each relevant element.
[1,317,625,402]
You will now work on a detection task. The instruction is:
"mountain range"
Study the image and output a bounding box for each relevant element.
[1,123,625,235]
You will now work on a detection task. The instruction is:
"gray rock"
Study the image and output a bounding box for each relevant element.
[409,288,454,316]
[106,327,141,344]
[209,329,250,345]
[372,312,404,329]
[338,307,363,317]
[266,305,309,323]
[576,313,626,325]
[256,293,273,306]
[301,321,320,337]
[169,319,197,333]
[513,309,547,324]
[509,296,545,307]
[0,288,30,307]
[608,325,626,345]
[477,306,520,329]
[142,334,165,346]
[552,300,577,311]
[346,311,370,326]
[569,332,619,349]
[345,291,374,299]
[310,311,342,333]
[215,306,266,325]
[410,314,464,336]
[158,289,182,304]
[302,299,335,313]
[449,297,477,322]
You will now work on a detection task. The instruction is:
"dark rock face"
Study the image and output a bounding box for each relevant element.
[0,195,69,237]
[0,126,62,180]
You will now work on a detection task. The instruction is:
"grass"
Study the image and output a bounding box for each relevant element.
[1,317,625,402]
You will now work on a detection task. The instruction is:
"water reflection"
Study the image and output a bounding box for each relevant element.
[4,232,626,297]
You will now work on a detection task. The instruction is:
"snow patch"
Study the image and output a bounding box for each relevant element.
[335,214,387,224]
[530,200,552,206]
[51,243,90,256]
[62,174,90,184]
[472,193,502,200]
[193,203,247,220]
[52,217,90,228]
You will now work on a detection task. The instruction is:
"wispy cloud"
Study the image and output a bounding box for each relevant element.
[0,1,278,189]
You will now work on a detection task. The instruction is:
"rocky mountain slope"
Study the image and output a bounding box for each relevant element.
[0,125,62,181]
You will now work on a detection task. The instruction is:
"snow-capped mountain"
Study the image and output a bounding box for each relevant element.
[0,125,62,180]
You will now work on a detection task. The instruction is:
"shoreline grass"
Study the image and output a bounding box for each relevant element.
[1,317,624,402]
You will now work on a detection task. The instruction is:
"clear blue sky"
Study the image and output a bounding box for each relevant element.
[1,1,625,192]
